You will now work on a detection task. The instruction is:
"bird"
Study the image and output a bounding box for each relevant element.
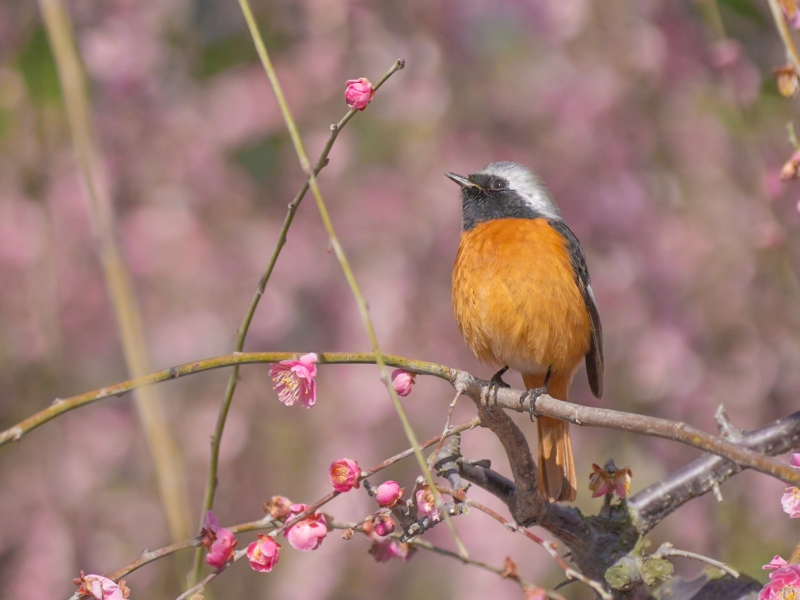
[447,161,603,503]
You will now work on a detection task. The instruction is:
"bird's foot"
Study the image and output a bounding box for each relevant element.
[520,387,547,422]
[483,366,510,416]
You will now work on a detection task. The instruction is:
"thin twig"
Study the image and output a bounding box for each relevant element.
[99,418,474,587]
[236,0,468,559]
[192,58,406,583]
[652,542,739,578]
[0,352,450,447]
[766,0,800,73]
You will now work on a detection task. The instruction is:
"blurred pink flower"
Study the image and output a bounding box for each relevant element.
[524,587,547,600]
[760,563,800,599]
[391,369,416,396]
[284,504,327,551]
[375,480,404,507]
[74,572,129,600]
[247,534,280,573]
[201,511,237,568]
[764,556,789,570]
[782,487,800,518]
[415,486,441,521]
[270,353,318,408]
[345,78,375,111]
[791,454,800,468]
[329,458,361,492]
[368,539,415,562]
[372,514,395,536]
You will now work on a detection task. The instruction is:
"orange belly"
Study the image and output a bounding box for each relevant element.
[452,218,591,375]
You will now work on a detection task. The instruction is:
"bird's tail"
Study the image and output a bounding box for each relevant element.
[522,373,577,503]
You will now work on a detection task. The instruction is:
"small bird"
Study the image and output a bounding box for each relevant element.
[447,161,603,503]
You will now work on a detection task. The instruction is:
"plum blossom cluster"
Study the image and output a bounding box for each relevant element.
[760,454,800,599]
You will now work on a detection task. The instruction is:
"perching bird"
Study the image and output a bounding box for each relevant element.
[448,161,603,502]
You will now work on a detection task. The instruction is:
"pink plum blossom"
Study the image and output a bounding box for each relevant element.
[284,504,327,551]
[589,463,632,499]
[329,458,361,492]
[391,369,416,396]
[415,486,441,522]
[269,353,318,408]
[764,556,790,570]
[760,563,800,600]
[368,539,415,562]
[782,487,800,518]
[74,572,130,600]
[373,514,395,536]
[375,480,404,507]
[345,78,375,111]
[791,454,800,468]
[202,510,237,568]
[247,534,280,573]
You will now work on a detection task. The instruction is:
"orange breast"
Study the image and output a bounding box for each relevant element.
[452,218,591,374]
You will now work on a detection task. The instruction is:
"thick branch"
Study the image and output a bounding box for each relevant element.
[629,409,800,534]
[450,372,800,487]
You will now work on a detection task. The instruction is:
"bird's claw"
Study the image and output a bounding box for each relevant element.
[483,366,510,416]
[521,387,547,422]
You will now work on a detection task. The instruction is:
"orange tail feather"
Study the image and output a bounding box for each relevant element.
[522,372,577,502]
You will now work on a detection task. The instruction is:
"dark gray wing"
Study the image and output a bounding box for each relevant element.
[548,219,604,398]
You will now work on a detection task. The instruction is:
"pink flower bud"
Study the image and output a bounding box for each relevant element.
[73,572,129,600]
[247,534,280,573]
[391,369,416,396]
[372,514,395,537]
[344,78,375,111]
[284,504,328,551]
[415,486,441,522]
[201,510,238,568]
[269,353,318,408]
[375,480,404,507]
[329,458,361,492]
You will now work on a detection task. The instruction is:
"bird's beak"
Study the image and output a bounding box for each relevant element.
[445,172,477,188]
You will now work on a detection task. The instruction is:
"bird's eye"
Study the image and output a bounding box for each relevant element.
[490,178,507,191]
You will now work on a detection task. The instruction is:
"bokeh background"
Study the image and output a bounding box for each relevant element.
[1,0,799,598]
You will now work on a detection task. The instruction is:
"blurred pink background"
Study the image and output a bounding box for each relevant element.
[1,0,799,598]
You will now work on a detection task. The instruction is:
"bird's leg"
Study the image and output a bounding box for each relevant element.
[521,366,551,422]
[484,366,510,414]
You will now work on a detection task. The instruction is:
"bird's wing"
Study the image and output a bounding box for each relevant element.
[547,220,604,398]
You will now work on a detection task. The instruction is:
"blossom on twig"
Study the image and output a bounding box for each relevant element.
[368,539,415,562]
[201,510,237,568]
[345,78,375,111]
[329,458,361,492]
[269,353,318,408]
[391,369,416,396]
[247,534,280,573]
[760,563,800,599]
[284,504,328,551]
[375,480,404,507]
[415,485,441,521]
[74,572,130,600]
[589,462,632,499]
